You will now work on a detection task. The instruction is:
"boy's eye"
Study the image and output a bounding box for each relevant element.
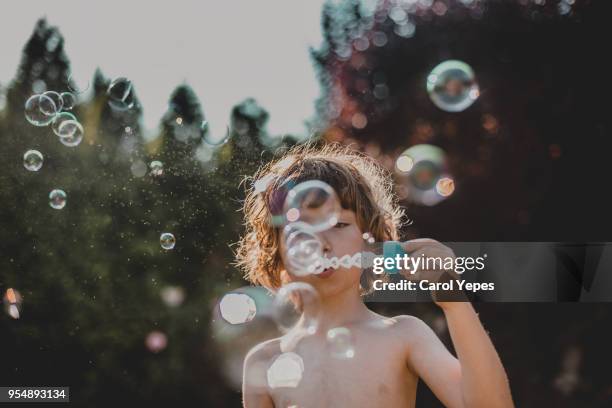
[334,222,350,228]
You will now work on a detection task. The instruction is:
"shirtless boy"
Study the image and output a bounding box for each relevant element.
[236,144,513,408]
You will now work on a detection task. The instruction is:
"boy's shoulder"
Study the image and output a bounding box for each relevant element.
[244,337,282,365]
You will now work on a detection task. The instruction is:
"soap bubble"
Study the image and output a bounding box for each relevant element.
[42,91,63,113]
[60,92,76,110]
[219,293,257,324]
[49,189,67,210]
[149,160,163,176]
[107,77,135,111]
[145,331,167,353]
[3,288,23,319]
[51,112,77,137]
[57,120,84,147]
[396,144,451,206]
[435,177,455,197]
[283,180,341,233]
[67,74,90,94]
[327,327,355,359]
[266,352,304,389]
[427,60,479,112]
[24,94,57,126]
[160,286,185,307]
[160,232,176,250]
[23,149,43,171]
[272,282,320,335]
[282,223,324,276]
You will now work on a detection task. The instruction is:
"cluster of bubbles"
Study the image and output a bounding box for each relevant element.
[396,144,454,206]
[24,90,84,147]
[215,281,357,390]
[3,288,23,319]
[281,180,342,277]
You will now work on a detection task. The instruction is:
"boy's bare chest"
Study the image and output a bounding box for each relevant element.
[269,334,417,408]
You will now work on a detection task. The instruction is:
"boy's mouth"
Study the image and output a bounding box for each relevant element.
[316,267,335,279]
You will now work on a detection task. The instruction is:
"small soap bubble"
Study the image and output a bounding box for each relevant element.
[149,160,163,176]
[327,327,355,359]
[395,155,415,173]
[67,74,90,94]
[160,232,176,250]
[60,92,76,110]
[51,112,77,137]
[435,177,455,197]
[427,60,479,112]
[107,77,135,111]
[49,189,67,210]
[57,120,84,147]
[23,149,43,171]
[145,330,167,353]
[272,282,321,335]
[267,352,304,389]
[283,180,341,233]
[219,293,257,324]
[24,94,56,126]
[42,91,63,113]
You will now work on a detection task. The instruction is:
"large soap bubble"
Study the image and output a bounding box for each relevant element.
[427,60,479,112]
[51,112,77,137]
[24,94,57,126]
[283,180,341,233]
[49,189,67,210]
[219,293,257,324]
[57,120,84,147]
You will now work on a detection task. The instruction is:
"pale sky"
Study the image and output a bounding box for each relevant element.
[1,0,326,141]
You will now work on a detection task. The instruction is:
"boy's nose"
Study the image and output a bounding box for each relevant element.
[316,231,333,254]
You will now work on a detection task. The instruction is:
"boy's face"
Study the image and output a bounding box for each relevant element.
[279,208,365,298]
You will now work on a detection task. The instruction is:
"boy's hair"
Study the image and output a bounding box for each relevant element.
[235,142,404,291]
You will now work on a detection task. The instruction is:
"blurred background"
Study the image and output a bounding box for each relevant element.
[1,0,612,406]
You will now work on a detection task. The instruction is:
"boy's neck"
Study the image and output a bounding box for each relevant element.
[316,285,372,330]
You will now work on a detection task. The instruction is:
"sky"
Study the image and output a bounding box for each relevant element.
[0,0,327,142]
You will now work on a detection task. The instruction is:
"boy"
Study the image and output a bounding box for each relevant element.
[236,143,513,408]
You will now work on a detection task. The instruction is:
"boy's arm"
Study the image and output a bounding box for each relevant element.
[242,343,275,408]
[401,239,514,408]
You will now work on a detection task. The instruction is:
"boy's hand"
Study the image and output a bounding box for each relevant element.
[399,239,469,308]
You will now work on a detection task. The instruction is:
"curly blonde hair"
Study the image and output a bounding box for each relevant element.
[235,142,404,291]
